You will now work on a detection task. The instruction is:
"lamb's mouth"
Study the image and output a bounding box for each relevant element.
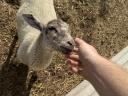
[60,46,73,54]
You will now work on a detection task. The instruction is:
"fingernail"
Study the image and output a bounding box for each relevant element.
[72,67,78,73]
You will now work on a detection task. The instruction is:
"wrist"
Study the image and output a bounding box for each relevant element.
[82,54,106,78]
[86,54,114,76]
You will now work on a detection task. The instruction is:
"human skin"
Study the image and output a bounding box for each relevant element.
[66,38,128,96]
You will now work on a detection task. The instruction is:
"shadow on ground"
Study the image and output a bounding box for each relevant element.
[0,35,37,96]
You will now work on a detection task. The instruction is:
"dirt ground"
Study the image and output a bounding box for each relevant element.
[0,0,128,96]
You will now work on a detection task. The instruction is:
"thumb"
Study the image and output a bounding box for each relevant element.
[75,38,86,46]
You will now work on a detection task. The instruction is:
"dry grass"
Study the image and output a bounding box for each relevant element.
[0,1,16,64]
[0,0,128,96]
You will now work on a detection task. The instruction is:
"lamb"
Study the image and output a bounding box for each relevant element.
[16,0,75,71]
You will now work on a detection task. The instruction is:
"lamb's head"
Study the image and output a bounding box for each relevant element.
[23,14,75,54]
[45,19,75,54]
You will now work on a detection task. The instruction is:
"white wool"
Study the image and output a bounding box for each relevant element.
[17,0,57,70]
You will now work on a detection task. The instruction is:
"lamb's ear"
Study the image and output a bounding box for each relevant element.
[22,14,44,31]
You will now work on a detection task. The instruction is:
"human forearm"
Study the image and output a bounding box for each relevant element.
[88,71,115,96]
[89,55,128,96]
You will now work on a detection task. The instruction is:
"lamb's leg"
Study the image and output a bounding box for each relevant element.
[27,70,38,91]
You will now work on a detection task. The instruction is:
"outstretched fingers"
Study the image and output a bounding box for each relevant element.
[68,54,79,61]
[73,47,79,52]
[68,61,83,74]
[75,38,85,46]
[67,59,79,66]
[70,66,79,73]
[67,60,79,73]
[75,38,90,48]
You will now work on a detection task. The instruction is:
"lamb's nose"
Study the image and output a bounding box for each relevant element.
[60,40,75,54]
[67,40,75,48]
[67,41,73,46]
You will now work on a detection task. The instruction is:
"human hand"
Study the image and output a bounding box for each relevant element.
[66,38,100,78]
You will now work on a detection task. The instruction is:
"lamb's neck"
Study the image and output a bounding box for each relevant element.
[33,34,54,68]
[35,34,54,55]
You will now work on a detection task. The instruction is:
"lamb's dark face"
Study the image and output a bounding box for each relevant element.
[45,20,75,54]
[23,14,75,54]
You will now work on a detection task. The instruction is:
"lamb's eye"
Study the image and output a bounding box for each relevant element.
[48,26,55,30]
[48,26,58,33]
[46,26,57,35]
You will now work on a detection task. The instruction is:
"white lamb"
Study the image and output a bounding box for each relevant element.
[16,0,75,71]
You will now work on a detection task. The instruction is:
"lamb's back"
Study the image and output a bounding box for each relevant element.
[17,0,57,43]
[17,2,41,43]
